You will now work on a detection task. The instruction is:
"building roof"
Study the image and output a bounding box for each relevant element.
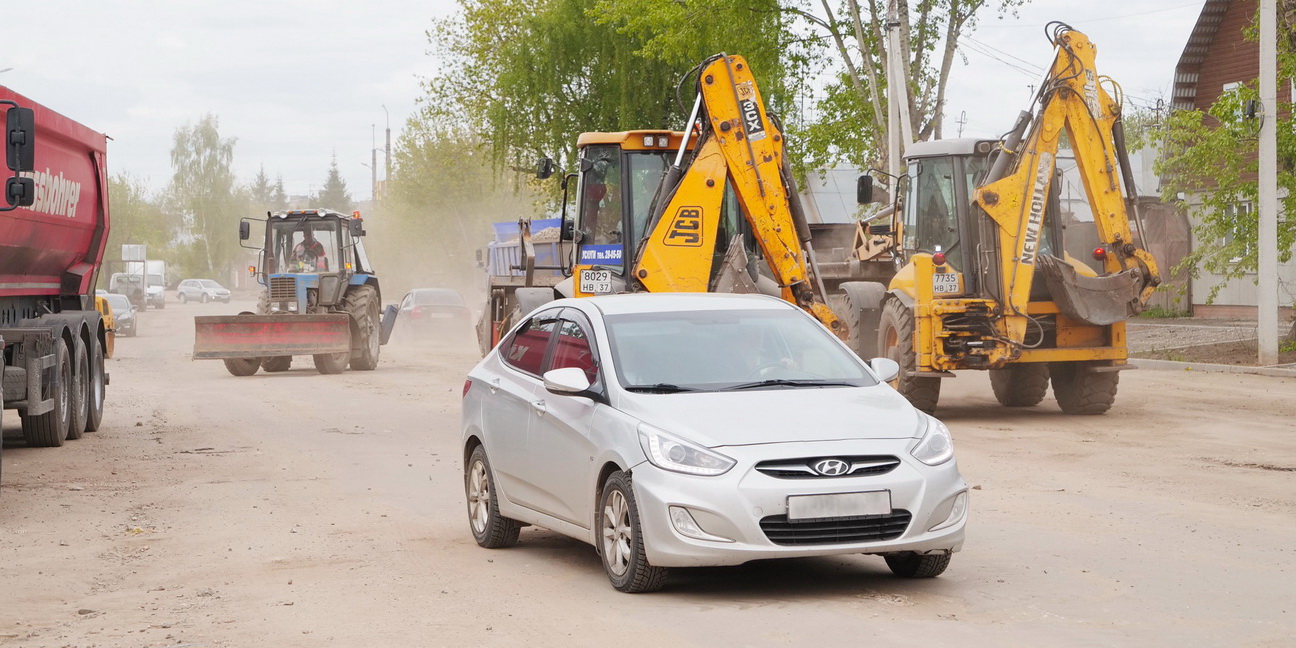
[1172,0,1234,111]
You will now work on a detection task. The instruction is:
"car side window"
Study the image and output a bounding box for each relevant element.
[502,315,559,376]
[549,319,598,385]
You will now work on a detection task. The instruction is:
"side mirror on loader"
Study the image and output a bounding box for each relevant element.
[856,175,874,205]
[239,221,251,241]
[536,157,556,180]
[348,218,365,237]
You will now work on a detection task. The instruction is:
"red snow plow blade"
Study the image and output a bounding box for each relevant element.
[193,314,351,359]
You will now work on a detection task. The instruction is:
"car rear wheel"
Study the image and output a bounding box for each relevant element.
[201,293,209,304]
[884,552,951,578]
[465,445,521,548]
[599,471,667,593]
[178,293,187,304]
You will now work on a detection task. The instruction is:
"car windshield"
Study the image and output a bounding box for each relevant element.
[199,280,223,289]
[604,308,875,392]
[414,290,463,306]
[105,295,131,312]
[148,274,164,287]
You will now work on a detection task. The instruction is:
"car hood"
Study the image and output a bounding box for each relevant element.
[616,385,922,447]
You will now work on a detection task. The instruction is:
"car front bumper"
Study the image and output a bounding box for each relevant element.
[631,438,967,568]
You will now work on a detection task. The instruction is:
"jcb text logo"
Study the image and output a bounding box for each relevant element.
[664,207,703,247]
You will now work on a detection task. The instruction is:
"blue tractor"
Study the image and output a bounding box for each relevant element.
[193,209,397,376]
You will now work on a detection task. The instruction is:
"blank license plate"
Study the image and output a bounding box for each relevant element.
[787,490,891,521]
[580,269,613,294]
[932,272,960,294]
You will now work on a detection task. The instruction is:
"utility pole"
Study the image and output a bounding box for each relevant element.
[370,124,378,205]
[956,110,967,137]
[1258,0,1278,364]
[885,1,901,181]
[382,105,391,204]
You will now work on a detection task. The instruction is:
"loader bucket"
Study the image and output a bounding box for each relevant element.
[1037,255,1141,326]
[379,304,398,345]
[193,314,351,359]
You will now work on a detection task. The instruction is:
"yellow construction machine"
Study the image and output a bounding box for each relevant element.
[478,53,890,351]
[845,22,1161,414]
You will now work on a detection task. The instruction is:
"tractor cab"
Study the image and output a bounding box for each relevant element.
[241,208,374,314]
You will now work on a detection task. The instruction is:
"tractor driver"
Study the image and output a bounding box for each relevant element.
[291,228,329,272]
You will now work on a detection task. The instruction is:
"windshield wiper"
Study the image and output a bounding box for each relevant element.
[624,383,700,393]
[721,379,858,391]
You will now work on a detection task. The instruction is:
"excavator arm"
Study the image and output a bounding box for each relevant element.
[633,53,846,338]
[974,24,1161,348]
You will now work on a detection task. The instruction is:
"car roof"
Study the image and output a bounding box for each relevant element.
[562,292,795,317]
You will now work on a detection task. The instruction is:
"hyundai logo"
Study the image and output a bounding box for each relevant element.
[813,459,850,476]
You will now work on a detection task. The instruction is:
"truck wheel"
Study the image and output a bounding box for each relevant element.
[313,352,349,374]
[1050,363,1119,415]
[179,293,187,304]
[223,358,262,376]
[66,336,89,440]
[345,286,380,371]
[85,336,106,432]
[989,364,1050,407]
[22,338,71,447]
[837,282,886,358]
[201,293,209,304]
[262,356,292,372]
[878,298,940,413]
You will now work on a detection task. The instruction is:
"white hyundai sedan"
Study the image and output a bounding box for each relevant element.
[461,293,967,593]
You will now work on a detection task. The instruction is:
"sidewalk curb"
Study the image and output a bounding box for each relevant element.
[1129,358,1296,378]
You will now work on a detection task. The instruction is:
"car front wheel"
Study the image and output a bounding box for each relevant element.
[465,445,520,548]
[599,471,667,593]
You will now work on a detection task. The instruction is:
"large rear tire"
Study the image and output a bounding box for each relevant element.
[22,338,71,448]
[878,298,941,413]
[989,363,1050,407]
[344,286,380,371]
[85,335,105,432]
[223,358,262,377]
[1050,363,1119,415]
[65,336,89,441]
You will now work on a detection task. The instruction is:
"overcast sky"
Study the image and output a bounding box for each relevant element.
[3,1,1203,202]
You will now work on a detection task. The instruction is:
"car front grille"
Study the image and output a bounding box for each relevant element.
[760,511,911,546]
[754,455,900,479]
[269,277,297,302]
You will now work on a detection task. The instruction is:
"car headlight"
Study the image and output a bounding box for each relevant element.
[910,413,955,466]
[637,424,734,476]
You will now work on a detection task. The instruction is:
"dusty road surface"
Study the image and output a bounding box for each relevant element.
[2,297,1293,647]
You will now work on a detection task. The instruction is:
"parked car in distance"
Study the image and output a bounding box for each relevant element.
[397,288,471,341]
[177,279,231,304]
[461,293,968,593]
[102,292,137,337]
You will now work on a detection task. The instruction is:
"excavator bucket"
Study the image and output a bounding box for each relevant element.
[193,314,351,359]
[1037,255,1142,326]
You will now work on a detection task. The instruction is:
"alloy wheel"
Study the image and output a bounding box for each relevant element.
[602,490,632,577]
[467,460,490,534]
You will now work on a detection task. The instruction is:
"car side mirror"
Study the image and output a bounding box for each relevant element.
[869,357,900,382]
[239,221,251,241]
[542,367,592,395]
[857,175,874,205]
[6,106,36,172]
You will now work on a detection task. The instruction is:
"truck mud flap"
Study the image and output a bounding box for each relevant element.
[379,304,398,346]
[1037,255,1140,327]
[193,314,351,359]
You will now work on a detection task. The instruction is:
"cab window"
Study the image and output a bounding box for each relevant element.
[906,157,962,267]
[548,319,599,385]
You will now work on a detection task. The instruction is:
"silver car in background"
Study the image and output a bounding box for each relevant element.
[176,279,231,304]
[460,293,967,593]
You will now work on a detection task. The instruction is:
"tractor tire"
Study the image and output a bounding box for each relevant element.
[344,285,380,371]
[85,335,106,432]
[223,358,262,377]
[837,282,886,359]
[1050,363,1119,415]
[989,363,1051,407]
[66,336,89,441]
[313,352,349,374]
[262,356,293,372]
[878,298,941,413]
[22,338,71,448]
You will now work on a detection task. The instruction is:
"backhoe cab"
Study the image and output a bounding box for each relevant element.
[846,23,1161,414]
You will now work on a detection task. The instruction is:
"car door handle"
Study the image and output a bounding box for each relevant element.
[531,400,547,416]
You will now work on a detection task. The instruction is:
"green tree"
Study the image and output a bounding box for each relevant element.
[316,155,354,213]
[1154,11,1296,306]
[424,0,803,173]
[104,173,175,264]
[248,164,289,214]
[168,113,243,277]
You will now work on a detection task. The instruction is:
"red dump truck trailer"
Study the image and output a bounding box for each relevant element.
[0,85,111,486]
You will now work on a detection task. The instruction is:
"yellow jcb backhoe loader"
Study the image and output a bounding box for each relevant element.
[845,22,1161,414]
